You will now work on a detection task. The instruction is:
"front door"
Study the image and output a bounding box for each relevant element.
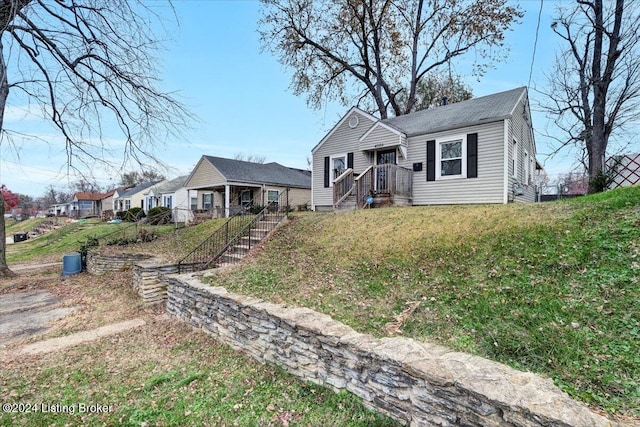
[376,149,396,192]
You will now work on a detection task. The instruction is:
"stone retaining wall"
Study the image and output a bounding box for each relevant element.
[86,251,155,275]
[133,262,179,304]
[166,274,617,427]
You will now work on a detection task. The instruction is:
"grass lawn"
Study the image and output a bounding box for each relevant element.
[205,187,640,420]
[5,218,228,265]
[0,270,398,427]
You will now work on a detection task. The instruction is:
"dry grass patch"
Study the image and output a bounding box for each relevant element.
[206,189,640,419]
[0,268,398,427]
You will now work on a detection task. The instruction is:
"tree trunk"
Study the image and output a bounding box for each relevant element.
[0,40,16,278]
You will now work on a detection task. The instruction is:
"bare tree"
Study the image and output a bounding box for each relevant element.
[259,0,522,119]
[0,1,191,277]
[539,0,640,193]
[120,170,166,186]
[234,153,267,164]
[399,72,473,112]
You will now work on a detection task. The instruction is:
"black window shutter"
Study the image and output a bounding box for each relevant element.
[347,152,354,169]
[426,140,436,181]
[324,156,330,188]
[467,133,478,178]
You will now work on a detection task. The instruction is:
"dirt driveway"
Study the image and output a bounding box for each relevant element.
[0,265,151,358]
[0,289,78,345]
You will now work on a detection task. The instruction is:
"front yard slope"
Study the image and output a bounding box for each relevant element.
[207,186,640,419]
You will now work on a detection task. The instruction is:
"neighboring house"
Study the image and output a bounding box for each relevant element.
[113,180,166,213]
[607,153,640,189]
[311,87,541,210]
[48,201,71,216]
[69,192,106,218]
[145,176,193,223]
[184,156,311,218]
[99,186,132,220]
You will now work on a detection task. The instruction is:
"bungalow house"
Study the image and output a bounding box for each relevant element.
[69,192,106,218]
[99,186,133,220]
[311,87,541,210]
[113,180,166,213]
[48,201,71,216]
[184,156,311,218]
[144,176,193,223]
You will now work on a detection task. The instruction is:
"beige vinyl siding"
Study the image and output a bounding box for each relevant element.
[185,158,225,189]
[359,124,406,151]
[251,186,310,209]
[405,121,506,205]
[508,98,537,203]
[312,111,376,208]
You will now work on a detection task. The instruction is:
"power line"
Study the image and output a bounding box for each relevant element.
[528,0,544,88]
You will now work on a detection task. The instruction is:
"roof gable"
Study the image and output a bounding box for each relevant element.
[358,120,405,142]
[311,106,378,154]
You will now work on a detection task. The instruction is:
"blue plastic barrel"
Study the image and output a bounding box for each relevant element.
[62,252,82,276]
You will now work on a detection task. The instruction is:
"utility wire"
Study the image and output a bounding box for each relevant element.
[528,0,544,88]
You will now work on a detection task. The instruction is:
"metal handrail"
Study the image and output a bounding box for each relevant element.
[178,188,290,273]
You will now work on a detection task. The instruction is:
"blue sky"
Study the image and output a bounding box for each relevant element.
[0,0,620,197]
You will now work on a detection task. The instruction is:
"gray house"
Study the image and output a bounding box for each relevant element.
[184,156,311,218]
[311,87,541,210]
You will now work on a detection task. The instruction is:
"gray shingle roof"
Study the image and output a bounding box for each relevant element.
[153,176,188,194]
[119,180,163,198]
[382,87,527,137]
[204,156,311,189]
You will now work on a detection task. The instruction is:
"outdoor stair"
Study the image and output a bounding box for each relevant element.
[335,195,358,211]
[215,216,285,267]
[178,197,290,273]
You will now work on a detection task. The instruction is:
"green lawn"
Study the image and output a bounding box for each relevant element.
[205,187,640,417]
[5,218,229,264]
[0,270,398,427]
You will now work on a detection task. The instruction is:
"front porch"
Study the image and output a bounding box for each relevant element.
[333,164,413,209]
[189,184,286,220]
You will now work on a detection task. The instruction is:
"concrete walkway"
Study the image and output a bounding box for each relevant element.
[17,318,146,356]
[8,262,62,272]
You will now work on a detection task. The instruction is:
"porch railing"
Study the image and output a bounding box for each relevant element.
[354,166,374,208]
[351,165,413,208]
[333,168,354,208]
[178,188,290,273]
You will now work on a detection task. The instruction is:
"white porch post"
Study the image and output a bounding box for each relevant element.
[225,184,230,218]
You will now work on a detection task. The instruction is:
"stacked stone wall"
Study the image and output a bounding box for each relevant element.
[86,251,154,275]
[166,274,616,427]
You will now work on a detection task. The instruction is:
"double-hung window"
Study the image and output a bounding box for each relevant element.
[240,190,253,207]
[436,136,466,179]
[202,193,212,210]
[267,190,279,203]
[330,154,347,184]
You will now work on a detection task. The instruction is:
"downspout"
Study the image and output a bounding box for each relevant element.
[503,119,510,204]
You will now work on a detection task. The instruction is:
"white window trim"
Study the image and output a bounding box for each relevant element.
[436,134,467,180]
[329,153,348,187]
[267,189,279,203]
